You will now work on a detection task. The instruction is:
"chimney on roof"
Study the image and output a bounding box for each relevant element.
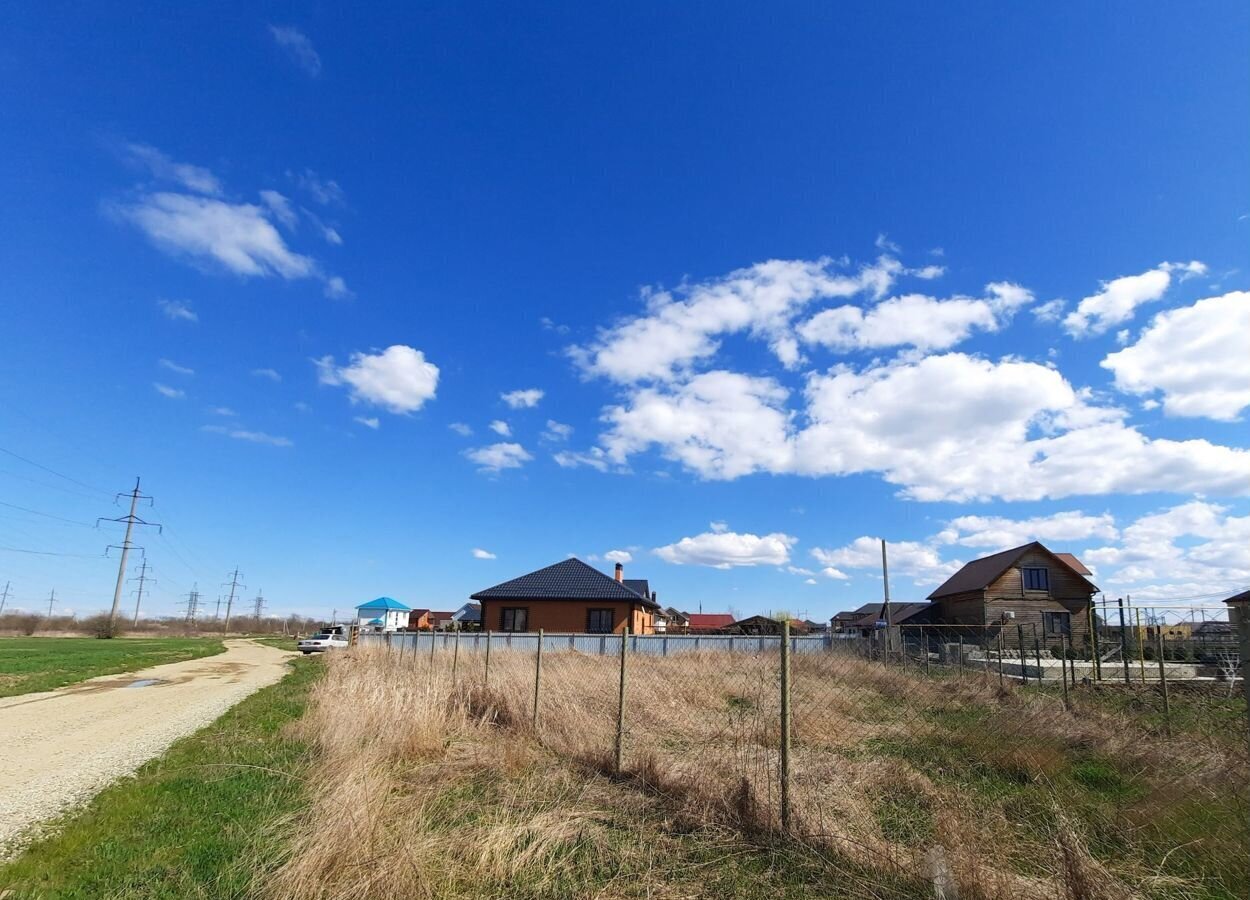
[614,562,623,582]
[651,590,657,603]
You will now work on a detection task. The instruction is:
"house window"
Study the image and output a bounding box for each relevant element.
[1022,567,1049,591]
[587,609,614,634]
[1043,611,1070,635]
[500,607,528,632]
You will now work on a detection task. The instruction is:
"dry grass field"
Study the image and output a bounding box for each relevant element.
[267,644,1248,900]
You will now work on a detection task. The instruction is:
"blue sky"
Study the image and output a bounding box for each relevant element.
[1,2,1248,622]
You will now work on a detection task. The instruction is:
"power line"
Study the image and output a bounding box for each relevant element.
[0,445,111,495]
[0,543,101,559]
[0,500,95,527]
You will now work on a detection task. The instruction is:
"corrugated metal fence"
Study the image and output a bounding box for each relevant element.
[358,630,838,656]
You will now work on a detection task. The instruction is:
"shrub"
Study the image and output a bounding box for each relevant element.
[15,613,39,636]
[82,613,121,639]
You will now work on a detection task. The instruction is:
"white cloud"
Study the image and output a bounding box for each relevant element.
[268,25,321,77]
[465,442,532,473]
[202,425,293,447]
[552,447,611,472]
[875,233,901,253]
[939,511,1118,549]
[805,578,819,585]
[208,406,237,416]
[153,382,184,399]
[604,550,633,564]
[909,265,946,280]
[316,345,439,414]
[259,190,298,229]
[797,282,1031,352]
[354,416,380,429]
[1102,291,1250,421]
[812,537,959,583]
[123,143,221,195]
[158,358,194,376]
[574,256,903,383]
[1031,298,1066,323]
[1063,261,1206,337]
[290,169,344,206]
[114,192,318,279]
[251,368,282,382]
[502,388,544,409]
[472,548,497,560]
[448,422,473,437]
[653,529,796,569]
[489,420,511,436]
[323,275,353,299]
[709,521,728,533]
[541,420,573,441]
[598,352,1250,502]
[157,299,198,322]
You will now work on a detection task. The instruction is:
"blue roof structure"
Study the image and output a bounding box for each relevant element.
[356,596,411,611]
[366,617,384,625]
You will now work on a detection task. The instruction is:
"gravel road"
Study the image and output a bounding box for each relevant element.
[0,639,296,857]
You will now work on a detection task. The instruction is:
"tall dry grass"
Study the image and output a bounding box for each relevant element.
[266,643,1247,900]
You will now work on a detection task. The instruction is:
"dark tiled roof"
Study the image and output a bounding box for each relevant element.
[1224,589,1250,605]
[622,579,650,600]
[927,542,1099,599]
[471,558,660,609]
[1054,552,1092,576]
[849,602,930,629]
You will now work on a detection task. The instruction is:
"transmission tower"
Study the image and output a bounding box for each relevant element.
[222,568,245,632]
[0,581,10,616]
[251,591,265,627]
[129,559,154,626]
[182,584,201,625]
[214,594,223,621]
[98,477,161,630]
[45,589,56,618]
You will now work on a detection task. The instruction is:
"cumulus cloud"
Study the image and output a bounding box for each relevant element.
[122,142,221,195]
[812,537,959,584]
[202,424,293,447]
[1102,291,1250,421]
[354,416,380,429]
[597,352,1250,502]
[472,548,497,559]
[153,382,184,399]
[552,447,611,472]
[269,25,321,77]
[501,388,544,409]
[259,189,298,229]
[448,422,473,437]
[251,367,282,382]
[157,299,198,322]
[489,420,511,436]
[1031,298,1066,323]
[316,345,439,414]
[938,511,1118,549]
[542,420,573,441]
[290,168,344,206]
[1063,261,1206,337]
[158,358,194,376]
[604,550,633,564]
[653,529,796,568]
[465,442,532,473]
[209,406,237,416]
[574,256,904,383]
[797,282,1031,352]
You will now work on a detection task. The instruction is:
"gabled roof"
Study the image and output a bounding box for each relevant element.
[849,602,930,628]
[471,558,660,609]
[356,596,411,611]
[687,613,735,630]
[622,579,650,600]
[927,542,1099,600]
[1054,553,1092,576]
[1224,589,1250,605]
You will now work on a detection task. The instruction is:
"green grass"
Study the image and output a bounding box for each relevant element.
[0,655,320,899]
[0,637,226,698]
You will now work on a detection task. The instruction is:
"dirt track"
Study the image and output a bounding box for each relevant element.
[0,639,295,857]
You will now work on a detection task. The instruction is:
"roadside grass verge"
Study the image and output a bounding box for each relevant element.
[0,637,226,698]
[0,655,320,899]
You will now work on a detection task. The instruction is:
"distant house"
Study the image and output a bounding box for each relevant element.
[662,608,690,633]
[355,597,411,632]
[471,558,660,634]
[429,611,456,631]
[730,615,809,635]
[834,602,932,637]
[687,613,735,633]
[927,541,1097,644]
[451,603,482,630]
[408,608,432,630]
[831,605,878,632]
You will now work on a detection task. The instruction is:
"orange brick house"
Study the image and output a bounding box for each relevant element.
[471,558,660,634]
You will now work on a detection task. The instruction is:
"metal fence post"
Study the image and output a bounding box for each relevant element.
[386,631,392,655]
[957,636,964,681]
[779,620,792,832]
[1118,597,1131,684]
[1016,624,1028,685]
[1155,628,1171,737]
[997,631,1004,688]
[1135,609,1146,683]
[614,625,628,774]
[1231,602,1250,761]
[1033,624,1043,682]
[532,628,544,731]
[921,626,930,676]
[484,630,492,688]
[1089,603,1102,682]
[398,631,406,661]
[452,628,460,686]
[1060,632,1070,709]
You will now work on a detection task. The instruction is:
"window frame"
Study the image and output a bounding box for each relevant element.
[499,607,528,632]
[1021,566,1050,592]
[1043,610,1070,635]
[586,608,615,634]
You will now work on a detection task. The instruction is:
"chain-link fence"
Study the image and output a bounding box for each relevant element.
[361,614,1249,899]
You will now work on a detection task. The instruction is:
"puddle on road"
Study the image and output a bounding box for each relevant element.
[126,678,167,688]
